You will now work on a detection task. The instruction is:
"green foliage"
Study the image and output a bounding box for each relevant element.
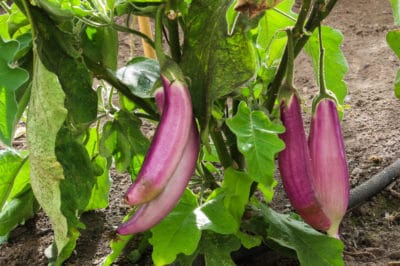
[0,37,29,146]
[226,102,285,188]
[26,52,70,265]
[305,26,349,104]
[99,110,149,173]
[149,190,200,265]
[181,0,256,142]
[390,0,400,25]
[116,57,160,98]
[260,206,345,266]
[0,0,357,264]
[387,30,400,98]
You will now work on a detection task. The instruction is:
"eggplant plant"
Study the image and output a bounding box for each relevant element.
[0,0,367,265]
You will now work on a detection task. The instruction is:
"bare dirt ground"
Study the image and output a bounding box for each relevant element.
[1,0,400,265]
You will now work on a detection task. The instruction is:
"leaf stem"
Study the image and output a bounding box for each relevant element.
[154,5,167,65]
[112,23,155,49]
[318,21,328,96]
[0,1,11,13]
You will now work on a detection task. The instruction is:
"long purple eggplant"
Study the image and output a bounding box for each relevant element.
[118,118,200,235]
[278,93,332,232]
[124,74,193,206]
[308,98,350,237]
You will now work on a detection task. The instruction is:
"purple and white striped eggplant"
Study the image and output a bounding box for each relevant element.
[308,98,350,237]
[118,119,200,235]
[278,93,332,232]
[124,74,193,206]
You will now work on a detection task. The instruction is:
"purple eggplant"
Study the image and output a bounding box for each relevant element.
[118,119,200,234]
[308,98,350,237]
[278,93,332,232]
[124,75,193,206]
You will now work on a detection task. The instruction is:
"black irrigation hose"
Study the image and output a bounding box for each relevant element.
[348,158,400,210]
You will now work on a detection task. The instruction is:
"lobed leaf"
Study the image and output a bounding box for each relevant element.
[226,101,285,188]
[149,190,200,266]
[261,205,345,266]
[386,30,400,99]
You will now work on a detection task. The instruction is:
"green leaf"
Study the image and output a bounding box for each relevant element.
[82,26,119,71]
[84,128,111,211]
[235,231,262,249]
[99,110,149,172]
[387,30,400,99]
[0,37,29,145]
[0,188,37,236]
[387,30,400,58]
[102,234,134,266]
[390,0,400,25]
[32,8,97,130]
[0,14,10,40]
[181,0,256,141]
[195,168,252,235]
[149,190,201,266]
[226,101,285,187]
[55,127,99,222]
[26,53,69,265]
[196,192,238,234]
[198,231,241,266]
[0,149,29,211]
[261,206,345,266]
[8,4,30,38]
[395,69,400,99]
[116,57,160,98]
[305,26,349,104]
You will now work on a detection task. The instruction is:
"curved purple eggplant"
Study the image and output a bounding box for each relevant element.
[308,98,350,237]
[118,120,200,234]
[124,75,193,206]
[278,93,331,232]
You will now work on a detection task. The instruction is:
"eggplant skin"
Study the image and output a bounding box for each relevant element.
[124,75,193,206]
[117,120,200,235]
[278,94,331,232]
[309,98,350,237]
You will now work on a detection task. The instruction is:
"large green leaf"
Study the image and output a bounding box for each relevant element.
[226,101,285,188]
[0,188,38,236]
[0,37,29,146]
[26,53,69,265]
[198,231,241,266]
[261,206,345,266]
[387,30,400,99]
[149,190,201,266]
[31,7,97,131]
[181,0,256,141]
[0,149,29,211]
[196,168,253,235]
[305,26,349,104]
[390,0,400,25]
[99,110,149,173]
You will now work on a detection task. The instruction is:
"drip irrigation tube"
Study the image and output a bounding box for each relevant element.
[348,159,400,209]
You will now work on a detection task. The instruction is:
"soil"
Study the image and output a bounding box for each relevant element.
[1,0,400,265]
